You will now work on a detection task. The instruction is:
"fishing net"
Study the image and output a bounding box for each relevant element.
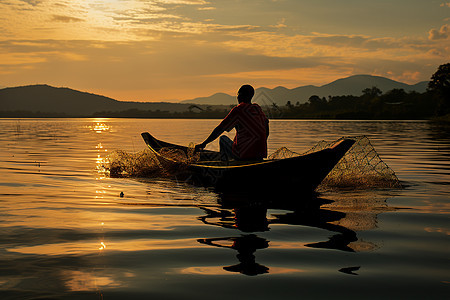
[103,149,161,177]
[103,144,200,177]
[316,136,400,189]
[103,136,400,190]
[269,136,401,189]
[267,147,299,160]
[158,143,200,164]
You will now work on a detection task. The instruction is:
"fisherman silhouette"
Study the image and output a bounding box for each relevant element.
[195,84,269,161]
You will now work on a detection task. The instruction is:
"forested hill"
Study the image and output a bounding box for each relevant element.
[0,85,193,116]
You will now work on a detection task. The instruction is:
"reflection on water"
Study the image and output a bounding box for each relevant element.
[199,235,270,276]
[63,270,119,292]
[196,191,391,276]
[338,266,361,276]
[0,119,449,299]
[88,122,111,133]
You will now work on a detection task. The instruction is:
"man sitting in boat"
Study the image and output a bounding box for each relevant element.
[195,84,269,161]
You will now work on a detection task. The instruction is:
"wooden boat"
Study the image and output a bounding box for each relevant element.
[141,132,355,194]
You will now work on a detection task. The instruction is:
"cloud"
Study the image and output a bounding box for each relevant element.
[0,33,440,102]
[156,0,209,4]
[19,0,41,6]
[0,52,48,65]
[310,35,369,47]
[206,66,355,87]
[270,18,287,29]
[0,39,330,100]
[130,22,259,38]
[0,0,219,40]
[221,31,427,61]
[308,33,416,51]
[0,0,447,100]
[52,15,83,23]
[428,24,450,40]
[207,24,259,33]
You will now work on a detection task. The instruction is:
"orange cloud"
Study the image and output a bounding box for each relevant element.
[206,66,354,89]
[428,24,450,40]
[52,14,84,23]
[0,0,447,101]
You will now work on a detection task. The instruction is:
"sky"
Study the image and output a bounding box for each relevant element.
[0,0,449,102]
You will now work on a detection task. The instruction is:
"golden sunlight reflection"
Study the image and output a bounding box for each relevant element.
[269,241,308,249]
[63,270,121,292]
[424,227,450,235]
[0,209,196,230]
[8,238,200,255]
[99,241,107,250]
[179,266,304,275]
[89,123,110,133]
[96,142,109,180]
[0,278,21,290]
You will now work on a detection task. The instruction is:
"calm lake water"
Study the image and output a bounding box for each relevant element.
[0,118,449,299]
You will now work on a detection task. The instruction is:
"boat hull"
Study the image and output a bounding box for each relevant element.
[141,132,355,193]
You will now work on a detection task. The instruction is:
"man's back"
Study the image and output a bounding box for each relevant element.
[218,102,269,160]
[195,84,269,161]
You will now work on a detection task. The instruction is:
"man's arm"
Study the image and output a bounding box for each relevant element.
[195,125,225,151]
[196,106,238,151]
[265,121,269,138]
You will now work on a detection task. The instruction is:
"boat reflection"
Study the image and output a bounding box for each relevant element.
[270,206,357,252]
[198,206,269,232]
[197,191,388,276]
[198,235,270,276]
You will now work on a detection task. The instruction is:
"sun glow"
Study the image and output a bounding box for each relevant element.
[90,123,110,133]
[0,0,446,101]
[99,241,107,250]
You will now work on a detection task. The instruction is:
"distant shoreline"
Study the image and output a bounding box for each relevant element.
[1,114,447,122]
[1,80,447,121]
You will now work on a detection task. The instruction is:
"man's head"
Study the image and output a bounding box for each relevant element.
[237,84,255,103]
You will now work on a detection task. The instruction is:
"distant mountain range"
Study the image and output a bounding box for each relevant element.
[0,85,195,116]
[182,75,428,105]
[0,75,428,115]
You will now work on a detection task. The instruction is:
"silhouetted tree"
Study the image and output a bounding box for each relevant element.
[285,100,294,109]
[308,95,327,111]
[308,95,318,103]
[428,63,450,116]
[362,86,382,98]
[429,63,450,93]
[308,95,324,105]
[383,88,407,103]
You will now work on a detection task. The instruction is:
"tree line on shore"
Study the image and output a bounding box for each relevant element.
[266,86,439,120]
[88,86,441,120]
[268,63,449,120]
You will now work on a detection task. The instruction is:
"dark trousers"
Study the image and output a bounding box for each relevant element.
[219,135,238,161]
